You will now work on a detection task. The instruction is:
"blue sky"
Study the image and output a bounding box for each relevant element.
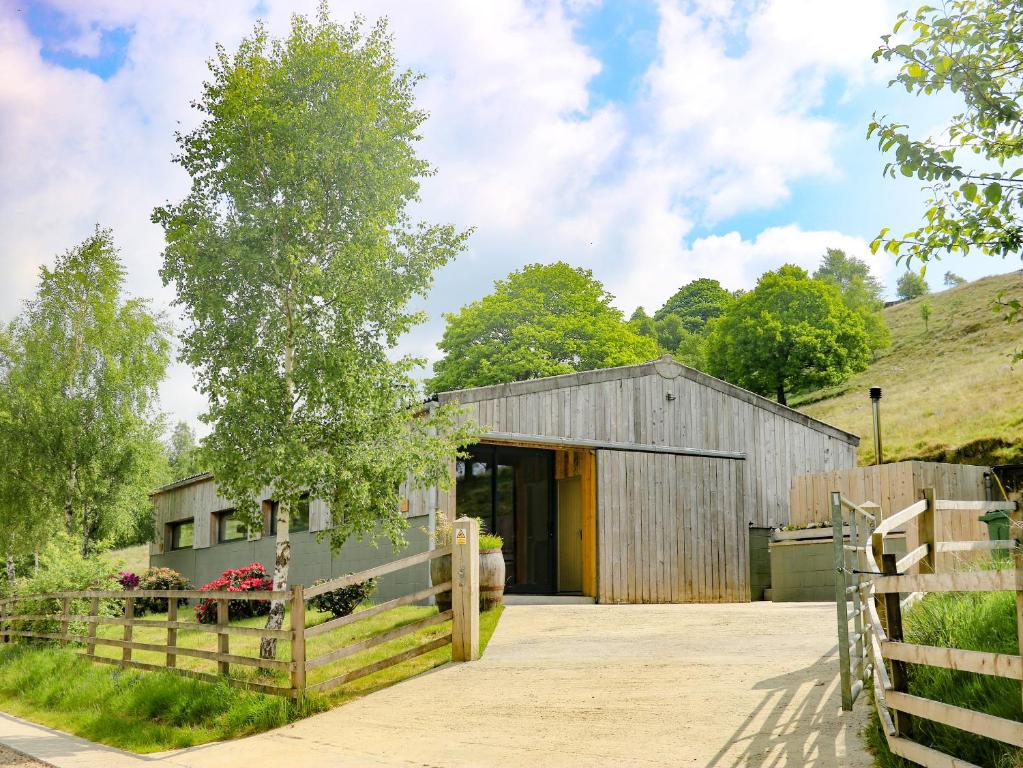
[1,0,1018,431]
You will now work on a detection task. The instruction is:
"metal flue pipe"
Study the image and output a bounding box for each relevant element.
[869,387,883,465]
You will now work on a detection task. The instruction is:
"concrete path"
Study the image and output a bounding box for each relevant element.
[0,603,871,767]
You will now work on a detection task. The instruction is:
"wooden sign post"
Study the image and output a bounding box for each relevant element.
[452,517,480,662]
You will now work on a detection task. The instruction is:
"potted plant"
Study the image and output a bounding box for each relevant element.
[425,511,505,612]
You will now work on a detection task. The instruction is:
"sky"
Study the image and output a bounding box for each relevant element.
[1,0,1019,436]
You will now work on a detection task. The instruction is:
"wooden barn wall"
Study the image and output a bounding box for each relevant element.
[443,366,857,529]
[150,478,394,556]
[596,451,747,603]
[789,461,992,564]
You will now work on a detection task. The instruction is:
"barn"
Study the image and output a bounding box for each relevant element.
[150,356,858,603]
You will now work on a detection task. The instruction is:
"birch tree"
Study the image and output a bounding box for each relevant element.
[0,228,169,556]
[154,8,476,659]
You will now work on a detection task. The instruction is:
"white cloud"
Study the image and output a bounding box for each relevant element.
[1,0,913,432]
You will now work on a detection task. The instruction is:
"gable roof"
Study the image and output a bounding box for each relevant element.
[436,355,859,446]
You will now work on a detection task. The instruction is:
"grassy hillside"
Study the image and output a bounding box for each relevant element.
[108,544,150,574]
[795,270,1023,466]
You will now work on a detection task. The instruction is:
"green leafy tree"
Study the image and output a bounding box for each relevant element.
[897,270,930,300]
[430,262,659,391]
[166,421,204,481]
[153,8,477,658]
[944,271,967,288]
[868,0,1022,354]
[655,278,734,333]
[813,248,890,354]
[920,300,933,332]
[0,228,169,557]
[705,266,871,406]
[628,307,658,341]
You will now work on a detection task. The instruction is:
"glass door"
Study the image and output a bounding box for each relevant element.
[455,444,556,594]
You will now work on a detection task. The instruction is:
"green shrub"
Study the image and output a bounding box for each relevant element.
[11,536,121,637]
[866,568,1022,768]
[134,567,191,616]
[308,578,376,618]
[479,533,503,550]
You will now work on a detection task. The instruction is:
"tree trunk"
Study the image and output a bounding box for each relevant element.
[259,500,291,659]
[260,280,297,661]
[80,507,94,558]
[5,552,14,586]
[776,382,787,407]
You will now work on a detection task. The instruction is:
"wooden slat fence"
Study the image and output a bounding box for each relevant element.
[831,489,1023,767]
[0,519,482,699]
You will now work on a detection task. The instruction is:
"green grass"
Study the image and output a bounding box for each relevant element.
[796,271,1023,465]
[864,563,1021,768]
[0,603,504,753]
[107,544,150,575]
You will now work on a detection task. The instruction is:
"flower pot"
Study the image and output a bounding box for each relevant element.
[431,553,452,612]
[480,548,505,611]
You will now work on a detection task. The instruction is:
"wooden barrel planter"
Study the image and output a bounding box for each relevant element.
[431,549,505,612]
[480,548,505,611]
[431,553,452,613]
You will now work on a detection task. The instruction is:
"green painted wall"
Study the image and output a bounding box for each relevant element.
[151,514,432,603]
[769,534,907,602]
[748,527,772,601]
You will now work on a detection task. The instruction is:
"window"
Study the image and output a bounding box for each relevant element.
[269,494,310,535]
[168,520,194,551]
[216,509,247,543]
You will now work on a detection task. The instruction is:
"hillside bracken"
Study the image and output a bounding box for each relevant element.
[797,271,1023,465]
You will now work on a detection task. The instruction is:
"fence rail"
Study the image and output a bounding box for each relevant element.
[832,488,1023,767]
[0,520,482,699]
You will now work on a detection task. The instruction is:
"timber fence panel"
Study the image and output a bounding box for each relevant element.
[832,493,1023,767]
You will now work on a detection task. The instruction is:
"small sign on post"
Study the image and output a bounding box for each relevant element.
[451,516,480,662]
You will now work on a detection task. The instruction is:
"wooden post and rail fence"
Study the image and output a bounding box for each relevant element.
[832,488,1023,767]
[0,517,481,699]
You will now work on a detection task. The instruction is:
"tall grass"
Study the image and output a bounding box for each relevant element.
[0,644,315,752]
[865,583,1022,768]
[0,604,505,753]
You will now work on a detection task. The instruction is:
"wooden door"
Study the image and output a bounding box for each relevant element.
[558,477,583,593]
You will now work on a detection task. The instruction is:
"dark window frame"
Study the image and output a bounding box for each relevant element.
[167,519,195,551]
[215,508,247,544]
[268,493,311,535]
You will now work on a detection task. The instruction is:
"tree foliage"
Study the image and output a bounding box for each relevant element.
[0,228,169,558]
[944,270,967,287]
[868,0,1022,353]
[655,278,735,332]
[430,262,659,392]
[166,421,204,482]
[813,248,891,354]
[705,266,871,405]
[897,270,930,300]
[153,7,477,656]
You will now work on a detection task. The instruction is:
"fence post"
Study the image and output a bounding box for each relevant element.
[920,487,937,574]
[59,597,70,646]
[1012,514,1023,710]
[832,491,853,711]
[122,596,134,666]
[166,598,177,668]
[452,517,480,662]
[881,553,912,737]
[848,506,864,683]
[87,596,99,657]
[217,599,229,676]
[290,584,306,697]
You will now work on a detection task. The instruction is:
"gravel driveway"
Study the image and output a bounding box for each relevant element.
[0,602,873,768]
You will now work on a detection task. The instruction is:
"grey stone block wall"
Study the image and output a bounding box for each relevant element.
[769,534,907,602]
[150,514,432,603]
